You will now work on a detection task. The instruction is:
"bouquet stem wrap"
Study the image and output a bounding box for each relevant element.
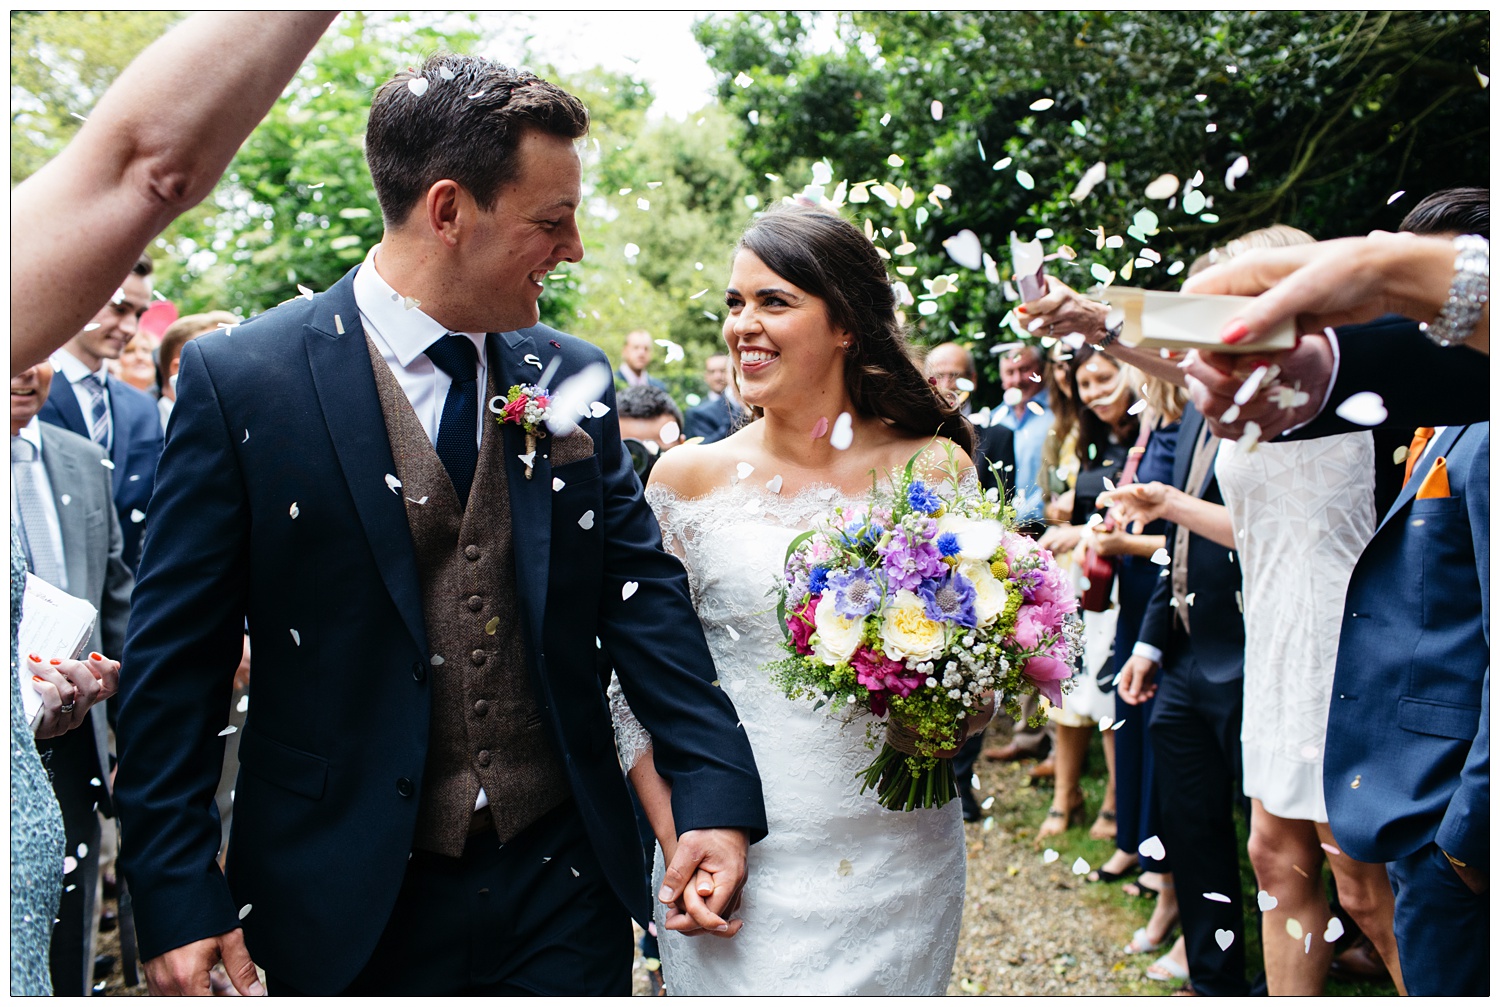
[859,720,959,812]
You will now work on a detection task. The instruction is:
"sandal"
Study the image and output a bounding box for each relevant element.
[1123,874,1169,900]
[1147,952,1190,982]
[1034,796,1086,843]
[1089,808,1118,841]
[1086,865,1138,884]
[1123,926,1168,955]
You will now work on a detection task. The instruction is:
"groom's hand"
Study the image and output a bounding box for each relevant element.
[659,827,750,938]
[144,928,265,996]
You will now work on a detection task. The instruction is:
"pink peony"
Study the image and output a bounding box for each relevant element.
[1013,600,1069,651]
[852,646,924,704]
[1023,653,1073,707]
[788,594,820,655]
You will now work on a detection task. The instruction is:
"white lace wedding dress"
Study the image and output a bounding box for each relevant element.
[610,479,966,996]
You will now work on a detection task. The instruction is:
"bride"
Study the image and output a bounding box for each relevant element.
[612,202,991,995]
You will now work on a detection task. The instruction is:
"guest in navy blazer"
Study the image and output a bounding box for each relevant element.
[39,253,163,572]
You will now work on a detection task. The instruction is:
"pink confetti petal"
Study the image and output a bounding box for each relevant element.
[811,416,830,440]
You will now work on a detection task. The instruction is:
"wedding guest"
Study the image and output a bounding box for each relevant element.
[1033,346,1137,843]
[155,311,238,431]
[684,354,742,443]
[39,254,164,572]
[991,344,1051,528]
[9,12,336,994]
[113,329,160,394]
[617,329,668,390]
[12,361,133,994]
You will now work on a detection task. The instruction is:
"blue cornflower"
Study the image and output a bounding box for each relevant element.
[827,565,883,619]
[808,566,830,594]
[907,480,942,515]
[936,531,962,557]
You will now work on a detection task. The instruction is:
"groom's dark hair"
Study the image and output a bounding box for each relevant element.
[366,53,589,228]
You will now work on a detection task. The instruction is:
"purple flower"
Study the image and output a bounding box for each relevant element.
[907,480,942,515]
[879,524,947,592]
[918,571,978,628]
[827,565,883,619]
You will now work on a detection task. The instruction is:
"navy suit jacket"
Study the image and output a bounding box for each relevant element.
[685,393,739,443]
[39,372,162,572]
[115,267,766,992]
[1136,404,1245,683]
[973,420,1017,503]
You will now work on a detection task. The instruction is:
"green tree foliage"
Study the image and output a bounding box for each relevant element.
[694,11,1490,383]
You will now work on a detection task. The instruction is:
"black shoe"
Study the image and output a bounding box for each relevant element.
[94,954,117,982]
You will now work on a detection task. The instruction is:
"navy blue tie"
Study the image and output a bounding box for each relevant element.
[423,334,480,508]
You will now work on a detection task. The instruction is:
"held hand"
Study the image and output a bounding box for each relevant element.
[1018,276,1111,343]
[1116,655,1159,706]
[659,828,750,938]
[1037,523,1084,557]
[234,635,252,692]
[1178,336,1334,441]
[1087,525,1133,558]
[29,653,117,738]
[143,929,264,996]
[1101,482,1172,533]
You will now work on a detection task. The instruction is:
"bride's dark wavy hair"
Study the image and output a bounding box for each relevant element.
[733,202,974,458]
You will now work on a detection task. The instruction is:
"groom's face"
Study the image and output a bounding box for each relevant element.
[454,129,584,333]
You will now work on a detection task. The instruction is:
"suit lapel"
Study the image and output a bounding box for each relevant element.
[1174,406,1205,492]
[492,329,553,649]
[39,427,89,593]
[1375,424,1467,535]
[44,378,88,438]
[303,268,429,656]
[107,388,130,491]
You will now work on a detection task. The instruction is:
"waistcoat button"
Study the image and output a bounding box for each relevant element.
[476,750,491,768]
[464,545,481,560]
[411,661,426,683]
[396,777,414,798]
[467,595,484,612]
[471,650,487,666]
[473,699,490,717]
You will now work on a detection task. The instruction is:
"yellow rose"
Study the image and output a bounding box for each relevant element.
[879,589,947,662]
[958,559,1009,628]
[813,594,865,666]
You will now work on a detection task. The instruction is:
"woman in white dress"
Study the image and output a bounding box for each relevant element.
[611,202,990,995]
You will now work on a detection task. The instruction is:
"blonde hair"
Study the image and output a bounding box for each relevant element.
[1188,223,1315,277]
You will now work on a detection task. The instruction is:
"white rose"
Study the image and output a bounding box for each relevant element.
[958,560,1009,628]
[812,594,865,666]
[879,589,947,662]
[937,514,1004,561]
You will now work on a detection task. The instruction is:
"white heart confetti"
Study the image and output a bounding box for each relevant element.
[1204,891,1231,903]
[578,510,595,530]
[1149,548,1171,565]
[766,475,784,494]
[622,581,639,601]
[1138,835,1166,860]
[1042,849,1059,864]
[1257,890,1278,912]
[830,412,854,450]
[290,629,301,646]
[942,229,984,270]
[1072,857,1090,876]
[237,694,250,714]
[407,77,429,97]
[1334,392,1388,427]
[1324,917,1344,942]
[736,462,755,481]
[130,509,146,523]
[553,478,566,492]
[1215,929,1235,951]
[589,401,610,418]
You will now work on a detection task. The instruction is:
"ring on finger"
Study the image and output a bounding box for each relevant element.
[59,701,76,714]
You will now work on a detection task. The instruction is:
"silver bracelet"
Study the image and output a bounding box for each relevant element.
[1095,319,1123,348]
[1424,234,1488,347]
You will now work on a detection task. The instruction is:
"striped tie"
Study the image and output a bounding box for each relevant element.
[79,373,110,450]
[11,437,64,588]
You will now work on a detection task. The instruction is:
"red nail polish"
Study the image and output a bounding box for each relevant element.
[90,653,104,662]
[28,654,41,663]
[1221,319,1250,344]
[49,659,61,666]
[32,675,45,682]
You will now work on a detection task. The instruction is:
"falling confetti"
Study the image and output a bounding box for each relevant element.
[637,198,650,211]
[578,510,595,530]
[735,462,755,481]
[623,243,640,258]
[1234,364,1270,405]
[1257,890,1279,912]
[401,295,421,311]
[1030,98,1055,111]
[1015,169,1035,190]
[59,494,71,506]
[130,509,146,524]
[830,412,854,450]
[811,416,830,440]
[237,694,250,714]
[1286,917,1304,939]
[1335,392,1387,426]
[1324,917,1345,942]
[1204,892,1231,903]
[837,859,854,877]
[101,458,115,470]
[930,100,944,120]
[887,153,904,168]
[1215,929,1235,951]
[63,856,78,876]
[289,502,300,519]
[1320,842,1342,856]
[1151,548,1172,566]
[1387,190,1406,205]
[943,230,984,270]
[1072,857,1090,875]
[733,72,753,88]
[1042,849,1059,864]
[622,581,639,601]
[218,726,238,737]
[1144,174,1179,200]
[1225,155,1250,191]
[290,629,301,646]
[553,478,566,492]
[1070,161,1108,202]
[406,78,429,97]
[766,474,784,494]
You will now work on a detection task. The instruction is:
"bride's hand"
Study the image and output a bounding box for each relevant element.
[659,827,750,938]
[962,692,996,740]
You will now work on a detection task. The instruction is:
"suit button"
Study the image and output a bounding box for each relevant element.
[411,661,426,683]
[465,545,481,561]
[473,700,490,717]
[396,777,414,798]
[471,650,487,666]
[476,750,491,768]
[467,595,484,612]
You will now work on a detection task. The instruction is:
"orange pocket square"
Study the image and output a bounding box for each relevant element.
[1416,456,1450,499]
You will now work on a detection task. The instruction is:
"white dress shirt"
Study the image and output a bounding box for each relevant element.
[51,348,114,449]
[12,417,68,592]
[352,245,489,449]
[352,246,492,810]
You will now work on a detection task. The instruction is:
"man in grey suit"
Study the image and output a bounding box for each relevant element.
[11,360,133,994]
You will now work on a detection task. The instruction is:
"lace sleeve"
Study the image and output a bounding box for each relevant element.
[644,482,702,606]
[607,670,653,773]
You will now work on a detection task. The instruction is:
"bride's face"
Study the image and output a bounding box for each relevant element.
[723,250,849,411]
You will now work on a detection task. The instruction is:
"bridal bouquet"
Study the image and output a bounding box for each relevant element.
[768,452,1082,811]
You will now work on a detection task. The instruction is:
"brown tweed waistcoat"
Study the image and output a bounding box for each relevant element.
[366,337,569,856]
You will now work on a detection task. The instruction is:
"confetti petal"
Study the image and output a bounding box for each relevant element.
[1215,929,1235,951]
[1144,174,1180,200]
[1320,842,1342,856]
[1029,97,1055,111]
[385,474,402,493]
[101,458,115,470]
[622,581,639,601]
[130,509,146,524]
[942,229,984,270]
[1286,917,1304,939]
[407,77,429,97]
[811,416,830,440]
[830,412,854,450]
[766,474,783,494]
[1324,917,1345,943]
[59,494,72,506]
[1042,848,1059,864]
[1149,548,1171,566]
[736,462,755,481]
[1334,392,1387,427]
[289,502,300,519]
[1257,890,1279,912]
[290,629,301,646]
[578,510,595,530]
[1204,891,1232,903]
[1072,857,1090,875]
[553,477,566,492]
[837,858,854,876]
[218,725,237,737]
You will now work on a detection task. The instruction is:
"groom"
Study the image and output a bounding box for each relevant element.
[114,56,766,995]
